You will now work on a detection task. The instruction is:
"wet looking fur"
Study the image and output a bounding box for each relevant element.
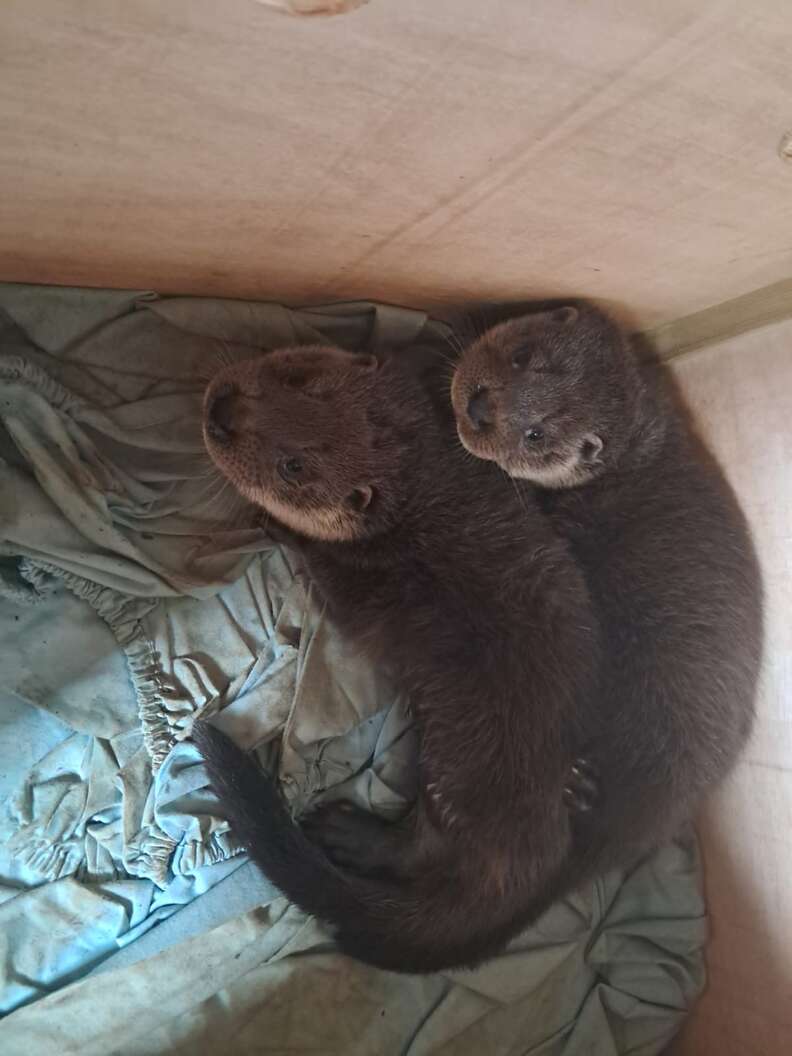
[197,321,761,973]
[450,301,763,864]
[196,341,604,973]
[203,345,387,541]
[451,305,643,488]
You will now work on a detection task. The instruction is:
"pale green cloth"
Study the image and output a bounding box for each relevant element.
[0,284,706,1054]
[3,838,706,1056]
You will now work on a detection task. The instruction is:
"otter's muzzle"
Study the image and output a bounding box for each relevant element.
[205,382,236,445]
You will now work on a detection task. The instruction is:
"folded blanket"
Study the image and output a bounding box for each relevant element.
[0,284,705,1054]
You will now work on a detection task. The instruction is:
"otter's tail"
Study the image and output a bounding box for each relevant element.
[193,722,520,974]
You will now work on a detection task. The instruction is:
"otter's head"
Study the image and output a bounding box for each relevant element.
[451,305,637,488]
[203,345,408,541]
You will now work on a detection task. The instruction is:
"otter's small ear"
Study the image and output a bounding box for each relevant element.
[355,354,380,372]
[580,434,603,464]
[346,485,374,512]
[551,306,579,326]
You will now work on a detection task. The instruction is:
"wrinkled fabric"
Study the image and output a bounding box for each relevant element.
[1,838,706,1056]
[0,286,432,1014]
[0,285,706,1053]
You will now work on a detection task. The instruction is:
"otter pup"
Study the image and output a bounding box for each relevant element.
[451,303,763,864]
[194,344,602,973]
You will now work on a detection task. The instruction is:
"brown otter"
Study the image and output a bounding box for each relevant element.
[194,343,602,973]
[450,303,763,864]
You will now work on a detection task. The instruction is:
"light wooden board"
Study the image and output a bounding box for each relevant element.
[1,0,791,326]
[649,279,792,360]
[670,319,792,1055]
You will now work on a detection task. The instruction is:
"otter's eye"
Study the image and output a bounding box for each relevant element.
[524,427,544,442]
[278,457,304,483]
[511,349,530,370]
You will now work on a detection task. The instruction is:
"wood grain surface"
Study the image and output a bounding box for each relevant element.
[1,0,791,326]
[670,319,792,1056]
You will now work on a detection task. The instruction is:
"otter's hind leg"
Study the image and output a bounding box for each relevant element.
[302,803,424,879]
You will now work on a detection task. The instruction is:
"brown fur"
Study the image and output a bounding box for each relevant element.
[451,302,763,863]
[196,343,602,973]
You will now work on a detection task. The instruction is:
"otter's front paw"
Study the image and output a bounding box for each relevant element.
[563,757,599,813]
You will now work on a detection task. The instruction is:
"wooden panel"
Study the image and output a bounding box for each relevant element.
[0,0,791,325]
[649,279,792,360]
[670,319,792,1056]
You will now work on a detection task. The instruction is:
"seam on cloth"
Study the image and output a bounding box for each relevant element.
[18,559,175,771]
[276,580,330,807]
[0,353,90,414]
[125,634,177,773]
[15,560,246,885]
[171,829,245,875]
[6,831,88,883]
[0,554,55,605]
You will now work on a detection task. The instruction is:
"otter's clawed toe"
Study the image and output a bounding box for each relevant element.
[302,803,397,875]
[563,757,599,813]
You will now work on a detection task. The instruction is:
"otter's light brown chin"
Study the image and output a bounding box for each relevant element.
[455,427,505,465]
[240,485,361,542]
[457,427,593,489]
[503,459,592,489]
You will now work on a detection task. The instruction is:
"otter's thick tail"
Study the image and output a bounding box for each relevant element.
[193,722,519,974]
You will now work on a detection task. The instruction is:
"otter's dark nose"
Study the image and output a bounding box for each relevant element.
[466,387,494,431]
[206,383,235,444]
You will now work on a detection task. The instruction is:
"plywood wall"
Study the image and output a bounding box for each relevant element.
[1,0,791,326]
[670,320,792,1056]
